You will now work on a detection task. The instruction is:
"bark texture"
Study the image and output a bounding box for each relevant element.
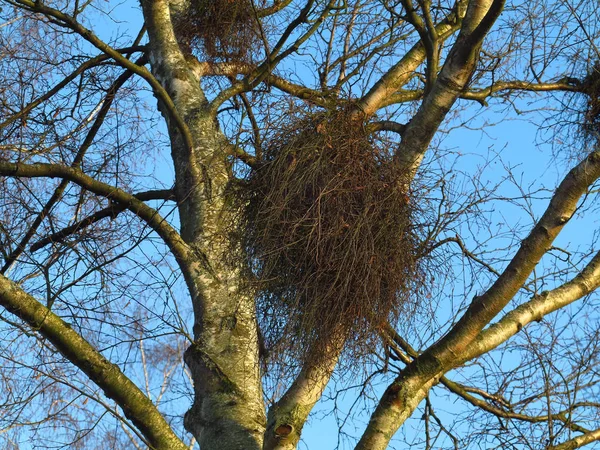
[140,0,266,447]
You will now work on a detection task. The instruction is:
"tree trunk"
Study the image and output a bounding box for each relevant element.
[168,106,266,450]
[140,0,267,444]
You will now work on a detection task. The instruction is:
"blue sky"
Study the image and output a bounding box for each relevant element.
[7,0,600,448]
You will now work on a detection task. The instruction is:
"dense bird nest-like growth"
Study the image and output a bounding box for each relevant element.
[232,109,426,366]
[173,0,263,61]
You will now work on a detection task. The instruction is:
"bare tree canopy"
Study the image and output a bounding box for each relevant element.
[1,0,600,449]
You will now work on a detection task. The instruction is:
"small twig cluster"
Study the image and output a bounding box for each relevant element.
[173,0,263,62]
[233,109,425,366]
[582,64,600,141]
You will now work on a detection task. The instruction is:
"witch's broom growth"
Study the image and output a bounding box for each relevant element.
[234,109,426,365]
[173,0,263,61]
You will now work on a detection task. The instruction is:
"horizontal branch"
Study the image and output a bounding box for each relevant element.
[0,274,188,450]
[187,50,336,108]
[0,162,190,266]
[368,120,407,135]
[461,79,582,105]
[379,79,584,108]
[374,89,424,108]
[30,189,176,252]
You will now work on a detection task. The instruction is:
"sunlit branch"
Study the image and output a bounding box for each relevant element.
[355,146,599,450]
[386,328,593,436]
[548,428,600,450]
[263,343,342,450]
[427,149,600,365]
[0,275,188,450]
[377,89,425,107]
[393,0,505,175]
[462,247,600,363]
[399,0,439,91]
[378,79,583,109]
[257,0,294,17]
[461,79,583,105]
[357,0,466,115]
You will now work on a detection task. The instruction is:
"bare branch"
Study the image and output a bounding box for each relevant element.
[0,275,188,450]
[548,429,600,450]
[29,189,176,252]
[0,162,191,268]
[1,60,143,273]
[12,0,196,157]
[357,0,466,115]
[430,149,600,366]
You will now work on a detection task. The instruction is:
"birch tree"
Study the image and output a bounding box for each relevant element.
[1,0,600,449]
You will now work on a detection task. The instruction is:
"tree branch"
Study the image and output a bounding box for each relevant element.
[429,149,600,366]
[0,162,191,269]
[548,429,600,450]
[12,0,195,157]
[394,0,505,175]
[357,0,466,116]
[209,0,336,111]
[0,274,188,450]
[264,352,340,450]
[462,246,600,363]
[257,0,294,17]
[0,54,105,131]
[386,329,592,435]
[461,79,583,105]
[188,59,336,107]
[1,61,142,273]
[355,148,600,450]
[29,189,176,252]
[368,120,407,135]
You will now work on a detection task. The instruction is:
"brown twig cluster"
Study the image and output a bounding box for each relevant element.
[173,0,263,61]
[582,64,600,140]
[234,109,425,366]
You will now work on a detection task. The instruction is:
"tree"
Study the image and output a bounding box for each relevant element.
[1,0,600,448]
